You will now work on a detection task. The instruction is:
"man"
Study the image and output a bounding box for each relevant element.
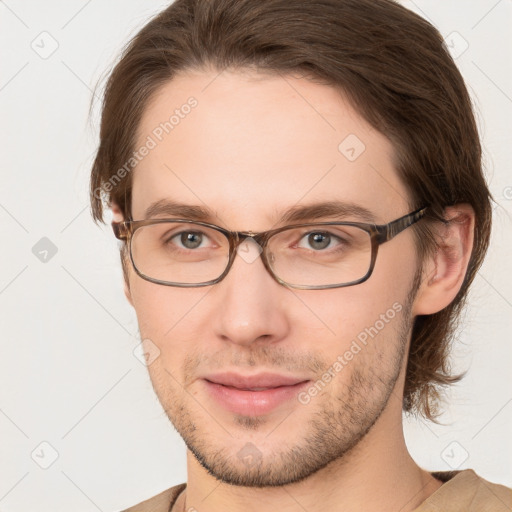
[89,0,511,510]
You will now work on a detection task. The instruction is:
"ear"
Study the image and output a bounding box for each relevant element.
[110,201,125,223]
[111,201,134,307]
[412,203,475,316]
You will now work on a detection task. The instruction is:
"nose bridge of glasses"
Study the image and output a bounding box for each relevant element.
[230,230,266,266]
[222,230,286,289]
[231,229,269,248]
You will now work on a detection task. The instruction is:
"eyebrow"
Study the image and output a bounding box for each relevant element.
[142,198,378,225]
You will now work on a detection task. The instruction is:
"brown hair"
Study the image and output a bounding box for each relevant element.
[89,0,493,420]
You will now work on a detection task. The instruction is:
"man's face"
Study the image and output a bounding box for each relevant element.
[126,69,423,486]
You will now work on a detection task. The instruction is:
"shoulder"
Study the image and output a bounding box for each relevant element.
[414,469,511,511]
[120,482,186,512]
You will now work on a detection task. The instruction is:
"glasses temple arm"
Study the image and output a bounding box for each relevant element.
[375,206,429,243]
[112,221,130,240]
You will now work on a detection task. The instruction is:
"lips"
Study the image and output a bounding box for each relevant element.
[202,372,311,416]
[203,372,308,389]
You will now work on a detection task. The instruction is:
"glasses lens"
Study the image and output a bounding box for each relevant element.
[267,224,372,287]
[131,222,230,284]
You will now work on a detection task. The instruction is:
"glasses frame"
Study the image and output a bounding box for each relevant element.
[112,206,428,290]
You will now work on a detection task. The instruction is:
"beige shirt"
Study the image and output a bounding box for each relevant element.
[121,469,511,511]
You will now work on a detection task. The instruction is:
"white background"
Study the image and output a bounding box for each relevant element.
[0,1,511,510]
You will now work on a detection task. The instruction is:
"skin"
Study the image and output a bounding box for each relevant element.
[112,68,475,512]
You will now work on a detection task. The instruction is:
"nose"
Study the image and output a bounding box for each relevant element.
[211,237,290,347]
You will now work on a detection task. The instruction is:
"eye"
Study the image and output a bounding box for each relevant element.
[297,231,345,251]
[168,231,210,250]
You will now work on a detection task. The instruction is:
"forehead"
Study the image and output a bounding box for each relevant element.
[131,69,410,227]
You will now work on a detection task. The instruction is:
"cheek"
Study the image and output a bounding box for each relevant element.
[130,277,207,347]
[296,283,410,346]
[290,251,417,361]
[130,280,168,334]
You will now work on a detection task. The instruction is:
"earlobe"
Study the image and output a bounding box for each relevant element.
[412,204,475,316]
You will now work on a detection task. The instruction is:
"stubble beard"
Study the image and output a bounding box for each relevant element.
[150,289,416,488]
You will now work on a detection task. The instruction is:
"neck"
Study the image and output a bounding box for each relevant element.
[178,403,442,512]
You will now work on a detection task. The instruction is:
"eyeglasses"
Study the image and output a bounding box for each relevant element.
[112,206,428,290]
